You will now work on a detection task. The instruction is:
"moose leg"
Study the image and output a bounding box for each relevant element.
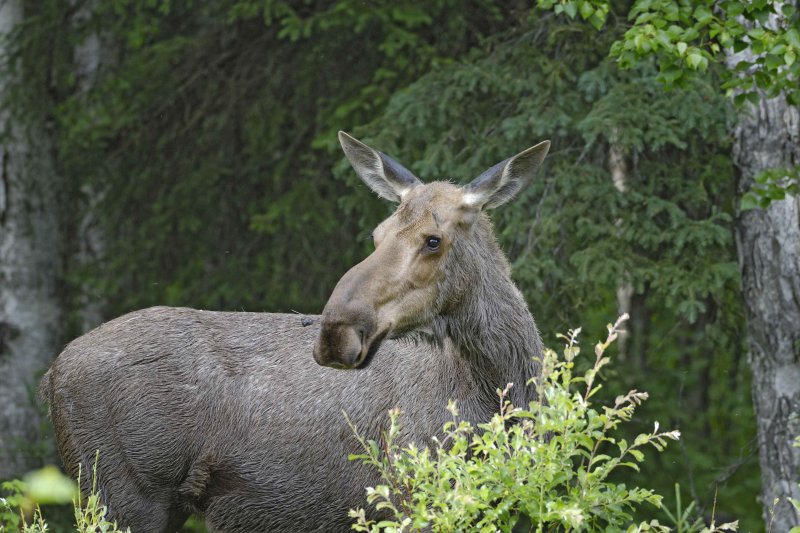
[105,498,169,532]
[98,480,179,533]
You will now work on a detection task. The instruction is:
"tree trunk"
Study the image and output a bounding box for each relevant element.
[73,15,105,332]
[0,0,63,479]
[729,87,800,531]
[608,135,633,360]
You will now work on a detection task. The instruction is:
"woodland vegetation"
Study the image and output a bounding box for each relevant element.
[0,0,798,531]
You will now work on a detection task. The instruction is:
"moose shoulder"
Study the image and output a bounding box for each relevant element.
[41,132,550,532]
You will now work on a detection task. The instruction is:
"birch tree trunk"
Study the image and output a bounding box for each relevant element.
[608,134,633,360]
[731,93,800,531]
[725,28,800,525]
[73,13,105,332]
[0,0,63,479]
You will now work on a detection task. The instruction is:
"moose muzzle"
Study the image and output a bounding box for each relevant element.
[313,254,389,368]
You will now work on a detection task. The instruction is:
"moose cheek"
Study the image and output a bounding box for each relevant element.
[408,254,444,287]
[383,288,436,331]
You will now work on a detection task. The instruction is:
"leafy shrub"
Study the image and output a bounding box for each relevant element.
[347,316,733,532]
[1,467,75,532]
[72,454,130,533]
[0,480,28,531]
[0,453,128,533]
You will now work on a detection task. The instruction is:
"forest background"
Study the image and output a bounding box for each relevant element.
[0,0,798,531]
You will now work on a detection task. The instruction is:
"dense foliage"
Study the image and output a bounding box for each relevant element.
[540,0,800,103]
[5,0,760,530]
[1,457,129,532]
[537,0,800,210]
[349,318,689,532]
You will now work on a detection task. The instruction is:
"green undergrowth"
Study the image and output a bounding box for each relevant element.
[0,453,128,533]
[348,317,740,533]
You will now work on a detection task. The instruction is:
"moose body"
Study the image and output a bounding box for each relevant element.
[42,132,550,532]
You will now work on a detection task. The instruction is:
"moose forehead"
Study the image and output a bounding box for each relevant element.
[391,182,468,231]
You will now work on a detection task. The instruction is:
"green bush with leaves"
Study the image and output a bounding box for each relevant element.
[0,467,75,532]
[347,317,738,532]
[0,454,128,533]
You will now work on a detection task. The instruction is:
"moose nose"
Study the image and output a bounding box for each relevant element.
[314,253,381,368]
[313,323,363,368]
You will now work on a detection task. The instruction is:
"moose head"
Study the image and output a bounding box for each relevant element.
[313,132,550,369]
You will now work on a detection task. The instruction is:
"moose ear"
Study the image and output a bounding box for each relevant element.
[338,131,422,202]
[463,140,551,209]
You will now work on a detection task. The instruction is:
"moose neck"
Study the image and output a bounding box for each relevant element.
[438,236,542,413]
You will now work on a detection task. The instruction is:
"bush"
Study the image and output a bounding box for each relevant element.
[347,316,737,532]
[0,453,128,533]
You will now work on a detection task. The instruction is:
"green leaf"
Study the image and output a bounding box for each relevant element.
[23,466,78,505]
[734,38,749,52]
[686,52,707,70]
[765,54,784,70]
[786,50,797,67]
[629,449,645,462]
[619,461,641,471]
[787,29,800,48]
[666,24,682,39]
[655,30,672,49]
[748,27,767,41]
[752,8,771,26]
[589,12,606,30]
[659,65,684,84]
[676,41,687,55]
[726,2,745,17]
[765,187,786,201]
[693,5,713,24]
[579,1,594,20]
[740,192,760,211]
[770,43,787,56]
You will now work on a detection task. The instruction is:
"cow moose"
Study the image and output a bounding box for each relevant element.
[41,132,550,532]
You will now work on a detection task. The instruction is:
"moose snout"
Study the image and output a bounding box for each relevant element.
[313,320,365,368]
[314,253,388,369]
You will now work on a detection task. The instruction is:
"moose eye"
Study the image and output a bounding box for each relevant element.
[425,236,441,251]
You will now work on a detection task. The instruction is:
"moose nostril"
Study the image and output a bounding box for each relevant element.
[340,327,364,367]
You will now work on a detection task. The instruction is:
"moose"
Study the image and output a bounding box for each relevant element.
[41,132,550,532]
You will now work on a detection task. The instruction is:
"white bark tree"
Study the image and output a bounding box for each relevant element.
[728,83,800,533]
[608,133,633,360]
[723,7,800,528]
[0,0,64,479]
[73,8,105,333]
